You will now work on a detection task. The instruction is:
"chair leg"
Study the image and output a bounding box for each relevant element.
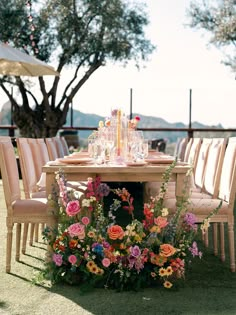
[219,222,225,262]
[22,223,28,254]
[34,223,39,242]
[15,223,21,261]
[29,223,35,246]
[228,222,235,272]
[6,223,13,273]
[213,223,218,256]
[41,223,45,233]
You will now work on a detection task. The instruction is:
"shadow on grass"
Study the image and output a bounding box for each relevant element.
[17,260,44,272]
[0,301,8,309]
[41,246,236,315]
[23,252,45,261]
[31,244,47,251]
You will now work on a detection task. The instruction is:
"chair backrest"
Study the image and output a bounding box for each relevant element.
[16,137,38,198]
[183,138,193,162]
[194,138,212,189]
[27,138,49,182]
[174,137,188,161]
[0,136,21,208]
[202,138,227,197]
[45,138,58,160]
[187,138,202,170]
[218,137,236,203]
[52,136,65,158]
[60,136,70,155]
[35,138,50,165]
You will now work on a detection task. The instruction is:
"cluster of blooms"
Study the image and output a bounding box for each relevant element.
[98,109,140,130]
[128,116,140,129]
[42,163,215,292]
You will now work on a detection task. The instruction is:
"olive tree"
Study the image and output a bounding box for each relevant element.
[0,0,155,137]
[187,0,236,71]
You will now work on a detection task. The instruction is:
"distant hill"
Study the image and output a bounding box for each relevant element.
[66,108,224,144]
[0,104,225,143]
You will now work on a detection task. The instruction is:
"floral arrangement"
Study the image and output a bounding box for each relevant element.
[41,161,218,292]
[98,109,140,130]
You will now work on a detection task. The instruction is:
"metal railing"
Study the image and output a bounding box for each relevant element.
[1,125,236,139]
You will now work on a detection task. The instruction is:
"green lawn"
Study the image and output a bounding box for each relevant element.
[0,181,236,315]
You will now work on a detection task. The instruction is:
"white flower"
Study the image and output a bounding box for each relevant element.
[161,208,169,216]
[82,199,90,207]
[73,191,81,199]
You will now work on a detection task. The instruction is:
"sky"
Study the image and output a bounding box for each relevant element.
[1,0,235,128]
[70,0,236,128]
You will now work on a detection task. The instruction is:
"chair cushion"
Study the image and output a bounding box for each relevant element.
[12,198,48,215]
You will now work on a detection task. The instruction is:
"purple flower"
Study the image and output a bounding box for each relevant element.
[97,183,110,197]
[53,253,63,266]
[102,241,110,249]
[184,213,197,229]
[189,241,202,258]
[130,245,141,257]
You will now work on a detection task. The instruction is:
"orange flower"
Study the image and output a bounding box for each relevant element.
[150,254,167,266]
[58,245,65,251]
[154,216,168,228]
[160,244,176,257]
[69,239,78,249]
[104,249,117,263]
[107,225,124,240]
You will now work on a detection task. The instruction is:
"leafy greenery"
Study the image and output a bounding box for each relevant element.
[0,0,155,138]
[187,0,236,71]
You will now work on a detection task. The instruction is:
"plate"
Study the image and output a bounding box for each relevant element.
[126,161,147,167]
[70,151,90,157]
[58,157,93,164]
[145,158,175,164]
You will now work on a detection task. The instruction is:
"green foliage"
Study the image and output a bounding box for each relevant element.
[0,0,155,138]
[187,0,236,71]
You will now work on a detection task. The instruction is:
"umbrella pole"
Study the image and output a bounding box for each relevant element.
[10,87,14,137]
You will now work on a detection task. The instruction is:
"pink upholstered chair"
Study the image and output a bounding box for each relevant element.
[16,138,47,246]
[183,137,193,162]
[52,136,65,158]
[175,137,189,162]
[165,137,236,272]
[60,136,70,155]
[0,136,57,273]
[45,137,58,160]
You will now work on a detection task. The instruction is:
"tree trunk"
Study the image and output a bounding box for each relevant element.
[12,105,67,138]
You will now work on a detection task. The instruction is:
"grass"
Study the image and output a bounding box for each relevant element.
[0,180,236,315]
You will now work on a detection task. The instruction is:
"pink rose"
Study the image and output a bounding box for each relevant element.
[154,216,168,229]
[66,200,81,216]
[81,216,90,225]
[53,253,63,266]
[68,223,85,239]
[68,255,77,265]
[66,200,81,217]
[102,258,111,267]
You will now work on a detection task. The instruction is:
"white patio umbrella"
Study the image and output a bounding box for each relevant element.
[0,42,59,76]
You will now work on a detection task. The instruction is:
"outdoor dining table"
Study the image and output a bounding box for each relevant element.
[42,161,191,203]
